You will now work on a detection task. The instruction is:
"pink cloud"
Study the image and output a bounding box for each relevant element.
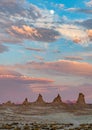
[16,60,92,77]
[64,56,83,61]
[0,66,54,103]
[10,25,41,39]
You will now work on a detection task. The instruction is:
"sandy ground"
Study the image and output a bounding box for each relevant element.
[0,104,92,127]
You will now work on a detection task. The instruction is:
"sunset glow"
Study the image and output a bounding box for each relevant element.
[0,0,92,103]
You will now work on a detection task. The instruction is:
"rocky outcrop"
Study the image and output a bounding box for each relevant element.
[3,101,15,106]
[22,98,30,105]
[35,94,45,104]
[52,94,62,104]
[76,93,86,105]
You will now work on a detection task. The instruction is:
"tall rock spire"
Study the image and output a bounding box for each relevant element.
[35,94,45,104]
[52,94,62,104]
[76,93,86,105]
[22,98,30,105]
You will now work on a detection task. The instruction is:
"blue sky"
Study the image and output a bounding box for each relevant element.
[0,0,92,103]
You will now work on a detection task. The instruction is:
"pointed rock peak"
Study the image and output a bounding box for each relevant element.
[57,94,61,98]
[38,94,42,98]
[22,98,29,105]
[36,94,45,103]
[76,93,86,105]
[53,94,62,103]
[25,98,28,102]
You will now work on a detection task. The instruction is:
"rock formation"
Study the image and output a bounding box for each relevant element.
[52,94,62,104]
[22,98,30,105]
[76,93,86,105]
[35,94,45,104]
[3,101,14,106]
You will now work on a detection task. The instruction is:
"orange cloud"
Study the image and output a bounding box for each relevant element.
[0,75,53,83]
[8,25,59,42]
[11,25,41,39]
[87,29,92,38]
[73,37,82,43]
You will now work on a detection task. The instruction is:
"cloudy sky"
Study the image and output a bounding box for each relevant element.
[0,0,92,103]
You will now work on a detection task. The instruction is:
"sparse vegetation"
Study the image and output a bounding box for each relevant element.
[0,122,92,130]
[23,124,30,130]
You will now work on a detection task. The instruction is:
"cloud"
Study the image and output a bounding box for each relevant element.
[0,0,91,47]
[33,55,44,61]
[0,67,92,103]
[87,30,92,39]
[64,56,83,61]
[54,3,64,9]
[0,74,53,85]
[56,24,92,45]
[0,44,9,53]
[0,66,22,76]
[0,66,54,102]
[0,0,42,19]
[0,66,53,84]
[85,54,92,60]
[8,25,59,43]
[0,75,53,84]
[25,47,46,52]
[16,60,92,77]
[11,25,41,38]
[0,33,23,44]
[75,19,92,29]
[0,0,60,45]
[85,0,92,7]
[53,50,61,53]
[59,4,65,8]
[66,8,92,14]
[0,0,23,14]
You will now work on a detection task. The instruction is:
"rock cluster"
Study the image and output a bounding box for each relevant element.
[3,101,14,106]
[1,93,87,106]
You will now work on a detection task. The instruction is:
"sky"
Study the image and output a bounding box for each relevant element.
[0,0,92,103]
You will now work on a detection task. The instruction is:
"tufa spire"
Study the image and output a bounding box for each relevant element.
[76,93,86,105]
[52,94,62,104]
